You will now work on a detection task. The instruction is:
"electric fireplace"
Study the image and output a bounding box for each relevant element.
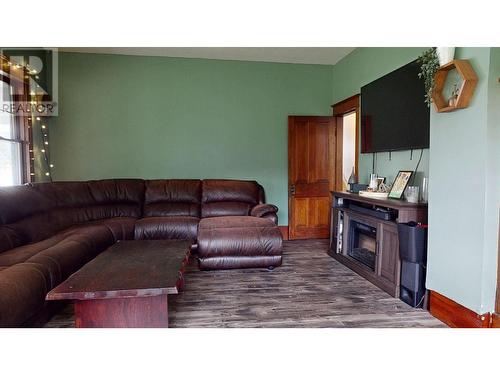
[347,220,377,271]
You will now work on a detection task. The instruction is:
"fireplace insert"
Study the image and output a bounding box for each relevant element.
[348,220,377,271]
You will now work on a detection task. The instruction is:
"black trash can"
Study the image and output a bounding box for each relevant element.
[397,222,428,308]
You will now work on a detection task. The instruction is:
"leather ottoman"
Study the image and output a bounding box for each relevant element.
[197,216,283,270]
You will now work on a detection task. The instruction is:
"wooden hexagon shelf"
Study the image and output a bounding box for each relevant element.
[431,59,478,113]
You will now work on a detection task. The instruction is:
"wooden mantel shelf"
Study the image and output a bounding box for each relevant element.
[333,191,428,210]
[431,59,478,113]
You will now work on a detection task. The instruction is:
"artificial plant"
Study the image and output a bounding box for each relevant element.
[417,48,440,106]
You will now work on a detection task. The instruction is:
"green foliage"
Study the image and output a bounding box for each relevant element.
[418,48,440,106]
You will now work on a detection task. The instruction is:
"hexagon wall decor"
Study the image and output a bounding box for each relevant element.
[431,59,478,113]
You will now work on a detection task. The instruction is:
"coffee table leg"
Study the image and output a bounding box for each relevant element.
[74,295,169,328]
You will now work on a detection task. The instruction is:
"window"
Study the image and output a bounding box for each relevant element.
[0,79,24,186]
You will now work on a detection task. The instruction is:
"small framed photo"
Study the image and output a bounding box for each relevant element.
[388,171,413,199]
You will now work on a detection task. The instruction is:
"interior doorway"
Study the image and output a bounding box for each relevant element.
[332,94,360,184]
[342,112,357,190]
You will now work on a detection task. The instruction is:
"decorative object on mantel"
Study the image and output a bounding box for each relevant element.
[404,186,420,203]
[347,166,357,191]
[421,177,429,203]
[448,84,459,107]
[436,47,455,66]
[417,48,440,106]
[388,171,413,199]
[431,60,478,113]
[359,178,391,199]
[368,173,379,190]
[359,190,389,199]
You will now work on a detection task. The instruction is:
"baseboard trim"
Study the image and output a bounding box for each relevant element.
[279,226,289,240]
[429,290,490,328]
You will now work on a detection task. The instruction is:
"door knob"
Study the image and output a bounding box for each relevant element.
[290,185,296,194]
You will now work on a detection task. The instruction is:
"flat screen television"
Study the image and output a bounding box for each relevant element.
[361,60,430,153]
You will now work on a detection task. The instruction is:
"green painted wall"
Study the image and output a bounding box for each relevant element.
[331,47,430,187]
[483,48,500,312]
[426,47,499,314]
[50,53,334,224]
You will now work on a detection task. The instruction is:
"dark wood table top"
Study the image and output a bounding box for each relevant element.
[46,240,191,301]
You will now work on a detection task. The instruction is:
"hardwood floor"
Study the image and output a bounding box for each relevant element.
[44,239,446,328]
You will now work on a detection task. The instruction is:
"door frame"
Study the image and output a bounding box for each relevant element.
[331,94,360,181]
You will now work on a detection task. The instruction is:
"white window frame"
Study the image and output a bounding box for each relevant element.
[0,75,29,186]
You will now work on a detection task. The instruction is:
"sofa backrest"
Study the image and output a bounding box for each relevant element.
[0,179,144,253]
[0,184,54,253]
[0,178,267,252]
[201,179,264,218]
[143,179,202,217]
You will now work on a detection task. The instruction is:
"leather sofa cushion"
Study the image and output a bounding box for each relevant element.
[0,227,25,253]
[87,179,144,205]
[202,179,261,205]
[144,202,200,217]
[7,210,69,245]
[0,225,114,268]
[250,203,279,225]
[0,185,54,225]
[33,180,143,226]
[0,185,54,253]
[250,204,278,218]
[24,225,114,288]
[27,238,105,284]
[32,181,94,206]
[0,263,51,327]
[29,180,143,237]
[134,216,199,240]
[0,180,144,253]
[201,180,264,218]
[86,217,137,241]
[199,216,277,230]
[198,227,282,257]
[197,216,282,258]
[143,179,201,217]
[3,206,135,247]
[0,233,68,267]
[201,202,252,218]
[33,179,144,210]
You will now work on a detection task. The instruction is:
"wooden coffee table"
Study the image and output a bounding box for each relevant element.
[46,240,191,328]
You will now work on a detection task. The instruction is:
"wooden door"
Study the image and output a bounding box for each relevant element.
[288,116,339,239]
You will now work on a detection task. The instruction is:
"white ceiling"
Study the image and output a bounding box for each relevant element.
[59,47,355,66]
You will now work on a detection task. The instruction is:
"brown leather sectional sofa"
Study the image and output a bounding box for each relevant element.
[0,179,280,327]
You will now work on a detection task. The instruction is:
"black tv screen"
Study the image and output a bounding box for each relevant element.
[361,60,430,153]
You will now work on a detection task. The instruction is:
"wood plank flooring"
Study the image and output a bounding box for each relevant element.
[44,239,446,328]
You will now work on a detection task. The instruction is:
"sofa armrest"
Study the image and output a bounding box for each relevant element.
[250,204,279,224]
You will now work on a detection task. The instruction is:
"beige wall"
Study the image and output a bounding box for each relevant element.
[342,112,356,190]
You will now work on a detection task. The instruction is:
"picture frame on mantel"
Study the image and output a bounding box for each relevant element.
[388,170,413,199]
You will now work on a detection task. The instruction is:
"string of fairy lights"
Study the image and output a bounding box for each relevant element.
[30,116,53,180]
[1,55,53,182]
